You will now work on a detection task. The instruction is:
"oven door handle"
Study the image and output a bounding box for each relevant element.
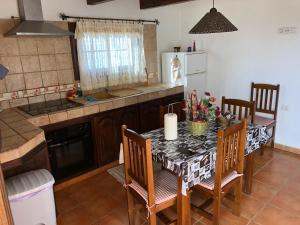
[48,141,69,149]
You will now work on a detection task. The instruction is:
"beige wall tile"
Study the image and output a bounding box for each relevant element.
[0,79,6,93]
[28,95,45,104]
[57,69,74,85]
[18,37,38,55]
[1,56,23,74]
[60,91,67,99]
[21,56,40,73]
[41,71,58,87]
[39,54,56,71]
[24,72,43,89]
[0,37,20,56]
[5,74,25,92]
[37,38,55,55]
[9,98,28,107]
[45,93,60,101]
[55,53,73,70]
[54,37,71,54]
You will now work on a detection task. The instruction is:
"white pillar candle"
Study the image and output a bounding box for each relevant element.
[164,113,178,140]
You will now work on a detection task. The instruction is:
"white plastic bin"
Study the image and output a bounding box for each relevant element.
[5,169,56,225]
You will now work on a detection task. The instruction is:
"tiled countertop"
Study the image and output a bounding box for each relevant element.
[0,84,184,163]
[0,109,45,163]
[25,84,184,127]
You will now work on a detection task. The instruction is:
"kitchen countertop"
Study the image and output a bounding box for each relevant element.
[0,109,45,164]
[0,83,184,163]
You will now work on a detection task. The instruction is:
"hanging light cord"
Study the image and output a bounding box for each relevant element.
[213,0,215,8]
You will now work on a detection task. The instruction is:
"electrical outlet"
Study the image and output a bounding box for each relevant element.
[278,27,297,34]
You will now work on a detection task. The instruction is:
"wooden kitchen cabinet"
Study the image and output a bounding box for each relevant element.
[116,105,139,142]
[94,105,140,166]
[94,111,119,166]
[139,98,162,133]
[92,93,184,166]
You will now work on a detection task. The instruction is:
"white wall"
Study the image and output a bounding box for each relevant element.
[0,0,182,72]
[180,0,300,149]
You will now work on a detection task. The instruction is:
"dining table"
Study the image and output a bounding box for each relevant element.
[142,120,270,225]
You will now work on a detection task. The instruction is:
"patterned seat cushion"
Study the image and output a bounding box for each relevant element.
[198,171,243,190]
[254,115,275,127]
[128,170,177,205]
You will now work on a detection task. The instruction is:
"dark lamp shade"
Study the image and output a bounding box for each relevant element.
[189,8,238,34]
[0,64,9,79]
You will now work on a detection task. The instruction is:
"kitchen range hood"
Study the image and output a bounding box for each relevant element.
[5,0,73,37]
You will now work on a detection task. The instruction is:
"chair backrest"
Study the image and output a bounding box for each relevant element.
[250,82,280,120]
[221,96,256,123]
[160,100,186,127]
[214,120,247,192]
[121,125,155,206]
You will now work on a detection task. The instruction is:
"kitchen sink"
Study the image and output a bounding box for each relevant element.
[110,88,144,97]
[85,88,144,102]
[87,92,118,101]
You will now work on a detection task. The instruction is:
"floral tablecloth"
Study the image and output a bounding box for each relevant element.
[142,121,270,195]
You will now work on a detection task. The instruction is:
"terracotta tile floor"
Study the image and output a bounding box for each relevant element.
[55,148,300,225]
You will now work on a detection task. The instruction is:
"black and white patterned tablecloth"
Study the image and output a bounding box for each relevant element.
[142,121,270,195]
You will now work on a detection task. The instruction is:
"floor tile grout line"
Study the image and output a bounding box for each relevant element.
[248,158,297,225]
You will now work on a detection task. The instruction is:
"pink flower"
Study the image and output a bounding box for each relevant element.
[209,97,216,102]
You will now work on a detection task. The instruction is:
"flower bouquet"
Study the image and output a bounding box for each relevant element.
[186,91,219,136]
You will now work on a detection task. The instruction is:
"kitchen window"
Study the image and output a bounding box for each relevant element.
[75,20,146,91]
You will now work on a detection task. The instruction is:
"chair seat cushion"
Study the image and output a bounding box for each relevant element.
[254,115,276,127]
[129,170,177,205]
[198,171,243,190]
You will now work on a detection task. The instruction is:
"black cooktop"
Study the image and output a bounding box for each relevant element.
[18,99,83,116]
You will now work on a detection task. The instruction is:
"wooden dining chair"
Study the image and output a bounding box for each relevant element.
[159,100,186,127]
[221,96,256,123]
[191,120,247,225]
[250,82,280,148]
[122,125,178,225]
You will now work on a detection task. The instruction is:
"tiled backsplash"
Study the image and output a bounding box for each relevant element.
[0,19,158,110]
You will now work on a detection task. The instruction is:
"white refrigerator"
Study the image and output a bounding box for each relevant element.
[161,51,207,98]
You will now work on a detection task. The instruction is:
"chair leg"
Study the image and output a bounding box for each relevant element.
[213,196,221,225]
[126,190,135,225]
[271,126,276,148]
[260,144,265,156]
[233,178,242,216]
[149,213,157,225]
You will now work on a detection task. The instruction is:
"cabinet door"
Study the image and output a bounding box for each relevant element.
[117,105,139,143]
[139,99,162,133]
[94,111,119,166]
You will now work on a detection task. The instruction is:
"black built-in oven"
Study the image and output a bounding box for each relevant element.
[45,121,95,182]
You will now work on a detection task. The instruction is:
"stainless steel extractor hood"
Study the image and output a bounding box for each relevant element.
[5,0,73,37]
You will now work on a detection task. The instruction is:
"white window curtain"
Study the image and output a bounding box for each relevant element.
[75,20,146,91]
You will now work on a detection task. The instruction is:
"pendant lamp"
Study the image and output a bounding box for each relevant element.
[189,0,238,34]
